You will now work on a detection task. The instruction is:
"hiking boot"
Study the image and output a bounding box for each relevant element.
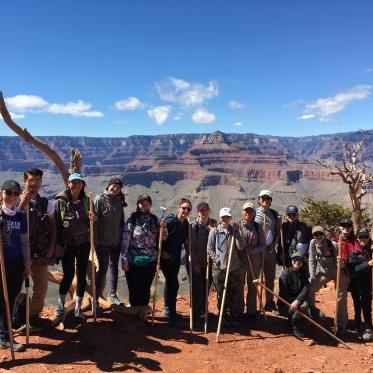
[264,303,280,316]
[310,307,325,320]
[30,315,52,329]
[290,325,305,338]
[0,339,26,352]
[245,311,259,321]
[163,307,171,319]
[335,327,347,338]
[230,316,241,328]
[54,300,65,319]
[74,308,87,324]
[362,328,373,342]
[110,294,124,308]
[221,315,232,328]
[91,302,104,317]
[169,314,185,329]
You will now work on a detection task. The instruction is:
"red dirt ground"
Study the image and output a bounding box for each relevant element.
[0,283,372,373]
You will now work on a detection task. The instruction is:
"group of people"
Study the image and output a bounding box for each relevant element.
[0,170,372,354]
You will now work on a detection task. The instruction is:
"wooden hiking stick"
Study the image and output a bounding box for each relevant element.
[216,234,235,343]
[280,216,286,270]
[0,230,15,360]
[253,279,351,349]
[259,214,266,306]
[334,237,342,334]
[151,207,167,328]
[89,193,97,322]
[188,221,193,332]
[25,205,30,344]
[204,255,210,334]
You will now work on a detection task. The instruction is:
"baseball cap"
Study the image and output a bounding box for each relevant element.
[219,207,232,218]
[242,202,255,210]
[259,189,272,198]
[286,205,298,215]
[68,173,85,183]
[106,177,123,189]
[197,202,210,211]
[1,180,21,191]
[312,226,325,235]
[339,217,353,227]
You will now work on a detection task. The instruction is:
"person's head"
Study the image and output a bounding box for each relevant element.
[286,205,299,223]
[197,202,210,219]
[356,228,371,248]
[137,193,152,214]
[291,252,304,271]
[258,190,272,208]
[178,198,192,219]
[312,226,325,243]
[339,218,353,237]
[67,173,85,196]
[219,207,232,226]
[106,177,123,196]
[241,202,255,222]
[23,168,43,194]
[1,180,21,209]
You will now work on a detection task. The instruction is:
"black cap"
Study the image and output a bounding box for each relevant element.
[339,217,353,227]
[357,227,370,237]
[286,205,298,215]
[291,251,304,262]
[197,202,210,211]
[1,180,21,191]
[137,193,152,205]
[106,177,123,190]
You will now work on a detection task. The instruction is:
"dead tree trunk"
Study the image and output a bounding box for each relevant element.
[316,130,372,232]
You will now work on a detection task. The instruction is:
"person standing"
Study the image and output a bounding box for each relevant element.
[0,180,32,351]
[308,225,337,319]
[280,205,309,268]
[121,194,167,309]
[18,168,56,328]
[93,177,126,315]
[238,202,266,319]
[160,198,191,328]
[187,202,216,327]
[207,207,244,328]
[255,190,280,314]
[348,227,373,341]
[54,173,96,323]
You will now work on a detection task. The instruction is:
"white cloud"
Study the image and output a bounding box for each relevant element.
[364,67,373,73]
[156,77,218,107]
[5,95,48,112]
[233,121,243,126]
[9,112,26,119]
[5,94,103,118]
[115,96,143,111]
[191,108,216,124]
[147,106,171,125]
[229,100,246,109]
[300,85,373,121]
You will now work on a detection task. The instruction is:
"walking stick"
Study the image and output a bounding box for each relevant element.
[188,221,193,332]
[89,193,97,322]
[259,214,266,306]
[280,217,286,271]
[253,279,351,349]
[151,207,167,329]
[334,237,342,334]
[0,230,15,360]
[216,233,235,343]
[204,255,210,334]
[25,205,30,344]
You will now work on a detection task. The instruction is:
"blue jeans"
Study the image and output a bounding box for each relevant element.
[95,244,121,298]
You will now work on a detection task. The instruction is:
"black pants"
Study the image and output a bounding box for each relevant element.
[125,261,157,306]
[349,273,372,327]
[160,258,180,315]
[185,262,212,318]
[59,242,90,297]
[0,256,24,341]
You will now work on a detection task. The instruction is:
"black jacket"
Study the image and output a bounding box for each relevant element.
[278,266,310,304]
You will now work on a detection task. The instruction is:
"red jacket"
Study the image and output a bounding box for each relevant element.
[339,234,363,277]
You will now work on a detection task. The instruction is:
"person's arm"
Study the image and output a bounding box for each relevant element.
[207,227,218,264]
[44,200,56,258]
[296,275,310,304]
[232,223,245,251]
[273,211,281,247]
[120,217,131,271]
[308,239,317,281]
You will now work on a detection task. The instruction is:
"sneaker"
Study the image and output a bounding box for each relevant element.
[310,307,325,320]
[362,328,373,342]
[0,339,26,352]
[169,314,185,329]
[110,294,124,307]
[336,327,347,338]
[54,300,65,319]
[290,325,305,339]
[74,308,87,324]
[91,302,104,317]
[163,307,171,319]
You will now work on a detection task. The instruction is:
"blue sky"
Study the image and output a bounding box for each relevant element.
[1,0,373,137]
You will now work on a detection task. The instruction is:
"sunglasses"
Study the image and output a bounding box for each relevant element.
[4,190,21,197]
[340,224,352,229]
[358,234,370,239]
[287,213,297,217]
[314,232,324,237]
[181,206,192,212]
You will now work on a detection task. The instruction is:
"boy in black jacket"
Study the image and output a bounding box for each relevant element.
[278,251,310,338]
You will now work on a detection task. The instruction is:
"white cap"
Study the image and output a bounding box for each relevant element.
[259,189,272,198]
[219,207,232,218]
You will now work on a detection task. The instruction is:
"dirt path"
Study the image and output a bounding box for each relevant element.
[0,285,372,372]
